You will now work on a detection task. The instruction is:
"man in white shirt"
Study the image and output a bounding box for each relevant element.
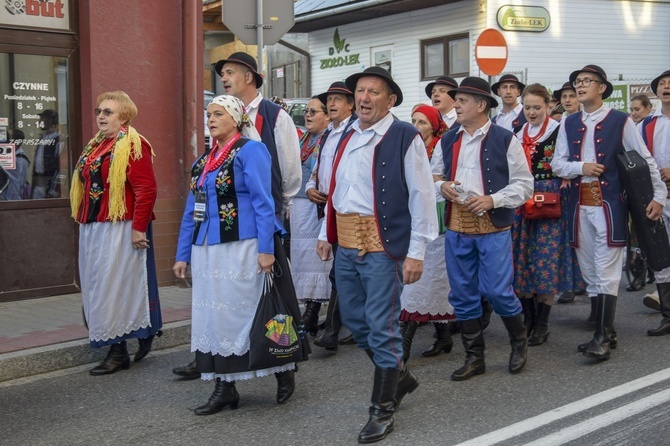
[491,74,527,132]
[436,76,533,381]
[305,81,356,351]
[552,64,665,360]
[317,66,437,444]
[425,76,458,129]
[640,69,670,336]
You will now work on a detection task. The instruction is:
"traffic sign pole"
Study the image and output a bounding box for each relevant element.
[256,0,264,94]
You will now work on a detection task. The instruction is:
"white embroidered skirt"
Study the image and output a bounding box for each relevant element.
[289,197,332,302]
[79,220,150,343]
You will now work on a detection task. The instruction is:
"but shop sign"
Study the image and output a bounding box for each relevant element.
[1,0,70,31]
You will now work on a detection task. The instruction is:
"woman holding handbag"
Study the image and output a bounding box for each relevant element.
[173,95,296,416]
[512,84,581,346]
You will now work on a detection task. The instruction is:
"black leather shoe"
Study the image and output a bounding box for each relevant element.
[557,291,575,304]
[358,367,397,444]
[194,379,239,415]
[172,359,200,380]
[275,370,295,404]
[134,330,162,362]
[90,341,130,376]
[421,323,453,357]
[451,319,485,381]
[339,333,356,345]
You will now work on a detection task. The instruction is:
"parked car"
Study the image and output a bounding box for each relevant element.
[284,98,309,134]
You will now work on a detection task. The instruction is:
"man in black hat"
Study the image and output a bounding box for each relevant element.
[640,69,670,336]
[491,73,527,133]
[319,67,437,443]
[554,81,580,117]
[436,76,533,381]
[552,64,666,360]
[425,76,459,128]
[172,52,301,391]
[32,109,62,199]
[305,81,356,352]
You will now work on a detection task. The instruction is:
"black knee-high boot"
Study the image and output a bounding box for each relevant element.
[528,303,551,346]
[358,367,398,444]
[501,314,528,374]
[520,297,536,336]
[648,282,670,336]
[299,300,322,336]
[314,290,342,350]
[583,294,617,360]
[451,319,485,381]
[400,321,419,362]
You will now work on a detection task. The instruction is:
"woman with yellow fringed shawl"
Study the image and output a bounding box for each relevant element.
[70,91,162,376]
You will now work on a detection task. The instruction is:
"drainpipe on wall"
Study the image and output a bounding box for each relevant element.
[183,0,203,181]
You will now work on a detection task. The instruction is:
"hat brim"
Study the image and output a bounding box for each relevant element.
[317,88,354,106]
[345,72,403,107]
[491,80,526,97]
[569,69,614,99]
[651,70,670,96]
[448,87,498,108]
[214,59,263,88]
[552,86,575,101]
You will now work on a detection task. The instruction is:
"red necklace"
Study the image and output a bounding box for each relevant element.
[198,132,242,188]
[521,117,550,167]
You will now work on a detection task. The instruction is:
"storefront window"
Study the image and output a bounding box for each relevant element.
[0,53,70,201]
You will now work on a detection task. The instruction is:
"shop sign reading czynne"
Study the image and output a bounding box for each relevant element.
[319,28,360,70]
[0,0,70,30]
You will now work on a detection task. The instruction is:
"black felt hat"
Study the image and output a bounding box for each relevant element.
[425,76,459,99]
[651,70,670,96]
[214,52,264,88]
[447,77,499,108]
[552,81,575,101]
[569,64,614,99]
[317,81,354,105]
[491,74,526,97]
[345,66,403,106]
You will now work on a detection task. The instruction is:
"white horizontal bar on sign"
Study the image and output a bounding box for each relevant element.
[476,46,507,59]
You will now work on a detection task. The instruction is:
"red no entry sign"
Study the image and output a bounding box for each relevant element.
[475,29,508,76]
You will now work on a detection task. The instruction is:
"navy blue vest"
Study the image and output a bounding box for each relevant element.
[336,120,418,259]
[563,109,628,247]
[640,115,658,152]
[440,124,516,228]
[257,99,282,213]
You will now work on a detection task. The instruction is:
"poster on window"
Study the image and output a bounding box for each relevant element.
[372,47,392,75]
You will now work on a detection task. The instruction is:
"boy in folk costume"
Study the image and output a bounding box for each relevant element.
[551,65,666,360]
[426,75,459,129]
[640,69,670,336]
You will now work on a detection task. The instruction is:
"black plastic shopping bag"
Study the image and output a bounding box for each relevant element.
[249,273,303,370]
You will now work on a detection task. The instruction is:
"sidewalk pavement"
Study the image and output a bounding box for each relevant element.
[0,285,193,382]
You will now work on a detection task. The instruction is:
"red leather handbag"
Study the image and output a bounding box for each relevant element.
[523,192,561,220]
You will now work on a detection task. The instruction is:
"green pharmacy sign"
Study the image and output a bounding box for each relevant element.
[497,5,550,32]
[320,28,361,70]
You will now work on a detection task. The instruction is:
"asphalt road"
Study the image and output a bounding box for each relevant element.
[2,285,670,446]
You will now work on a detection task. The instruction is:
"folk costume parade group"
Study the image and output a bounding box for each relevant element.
[69,50,670,443]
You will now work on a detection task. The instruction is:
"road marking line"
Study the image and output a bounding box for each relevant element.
[522,387,670,446]
[452,367,670,446]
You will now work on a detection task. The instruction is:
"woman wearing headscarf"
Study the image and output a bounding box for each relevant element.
[400,104,455,362]
[173,95,296,415]
[70,91,162,375]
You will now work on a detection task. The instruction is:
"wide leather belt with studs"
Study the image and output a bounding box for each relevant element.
[580,181,603,206]
[447,203,508,234]
[336,212,384,256]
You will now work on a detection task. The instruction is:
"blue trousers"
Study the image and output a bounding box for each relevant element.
[335,248,404,369]
[445,229,521,321]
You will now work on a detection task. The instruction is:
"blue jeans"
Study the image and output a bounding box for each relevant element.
[335,248,404,369]
[445,229,521,321]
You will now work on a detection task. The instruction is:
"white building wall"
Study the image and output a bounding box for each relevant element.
[307,0,669,121]
[308,1,484,121]
[485,0,670,88]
